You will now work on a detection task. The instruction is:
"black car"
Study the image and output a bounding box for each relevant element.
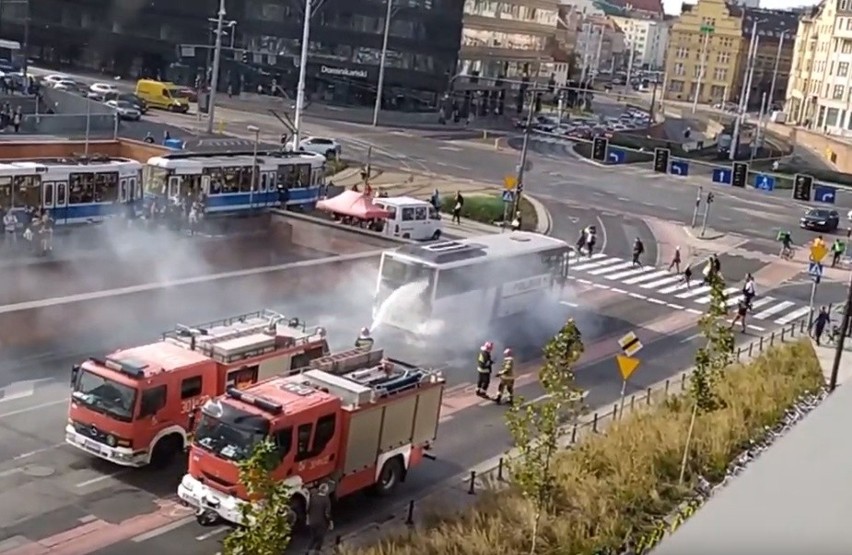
[104,92,148,114]
[800,208,840,232]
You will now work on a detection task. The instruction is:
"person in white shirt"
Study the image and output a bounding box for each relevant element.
[742,273,756,309]
[3,209,16,246]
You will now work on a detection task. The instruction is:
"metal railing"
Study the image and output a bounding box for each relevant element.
[333,313,826,550]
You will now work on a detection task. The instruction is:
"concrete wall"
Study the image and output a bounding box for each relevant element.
[28,88,116,135]
[271,209,410,255]
[767,125,852,174]
[0,139,168,161]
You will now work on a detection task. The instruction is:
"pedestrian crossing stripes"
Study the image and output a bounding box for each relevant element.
[567,251,812,327]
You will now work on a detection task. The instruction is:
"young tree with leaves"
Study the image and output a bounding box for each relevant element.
[679,270,734,483]
[505,318,585,554]
[222,440,293,555]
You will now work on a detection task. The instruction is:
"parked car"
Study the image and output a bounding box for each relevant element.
[105,99,142,121]
[800,208,840,232]
[52,79,78,90]
[42,74,68,85]
[90,82,120,95]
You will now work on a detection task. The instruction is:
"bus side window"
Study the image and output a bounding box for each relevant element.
[402,207,414,221]
[295,423,313,462]
[414,207,427,220]
[274,426,294,461]
[385,206,397,220]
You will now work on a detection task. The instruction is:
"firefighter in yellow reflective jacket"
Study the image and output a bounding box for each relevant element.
[355,327,374,351]
[475,342,494,397]
[496,348,515,405]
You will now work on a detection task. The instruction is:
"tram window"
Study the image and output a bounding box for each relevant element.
[57,182,67,205]
[43,181,54,206]
[0,177,12,210]
[296,164,310,189]
[222,167,241,194]
[13,176,40,208]
[203,168,224,195]
[93,172,118,203]
[69,173,94,204]
[238,167,253,193]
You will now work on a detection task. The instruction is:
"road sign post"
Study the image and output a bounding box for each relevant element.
[808,262,823,325]
[691,185,703,228]
[701,191,715,237]
[616,332,643,419]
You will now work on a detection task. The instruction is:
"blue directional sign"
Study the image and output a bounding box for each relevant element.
[712,168,732,185]
[754,174,775,192]
[670,160,689,176]
[814,184,837,204]
[502,190,514,203]
[608,149,625,164]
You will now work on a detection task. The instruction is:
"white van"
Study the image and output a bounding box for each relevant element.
[373,196,443,241]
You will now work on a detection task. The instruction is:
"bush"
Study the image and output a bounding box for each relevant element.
[439,194,538,231]
[343,339,823,555]
[325,158,350,176]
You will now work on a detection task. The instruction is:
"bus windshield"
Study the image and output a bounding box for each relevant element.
[374,254,435,326]
[71,369,137,423]
[194,404,270,462]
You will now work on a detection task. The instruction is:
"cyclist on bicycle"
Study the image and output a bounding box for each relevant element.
[779,230,793,258]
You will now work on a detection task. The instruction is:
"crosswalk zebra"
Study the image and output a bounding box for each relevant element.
[567,251,813,326]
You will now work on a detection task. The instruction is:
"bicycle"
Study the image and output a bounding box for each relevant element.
[779,245,795,260]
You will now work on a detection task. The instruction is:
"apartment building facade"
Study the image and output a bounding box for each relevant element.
[610,15,669,69]
[785,0,852,134]
[736,9,798,110]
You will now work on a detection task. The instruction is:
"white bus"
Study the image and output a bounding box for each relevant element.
[372,232,572,338]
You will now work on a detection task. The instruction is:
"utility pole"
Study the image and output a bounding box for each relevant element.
[510,90,536,224]
[691,185,702,228]
[372,0,394,127]
[292,0,312,149]
[829,270,852,391]
[751,91,767,159]
[761,30,786,143]
[205,0,226,135]
[700,191,714,238]
[579,23,591,84]
[730,19,760,161]
[592,25,603,86]
[625,46,635,94]
[692,24,713,113]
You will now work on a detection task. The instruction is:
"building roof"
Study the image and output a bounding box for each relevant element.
[742,7,800,38]
[593,0,664,16]
[653,383,852,553]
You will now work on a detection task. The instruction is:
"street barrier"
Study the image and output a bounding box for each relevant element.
[337,312,828,550]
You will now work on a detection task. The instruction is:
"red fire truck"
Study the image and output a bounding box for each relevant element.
[66,310,330,468]
[177,349,444,526]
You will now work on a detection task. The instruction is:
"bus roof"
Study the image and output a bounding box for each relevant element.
[389,232,568,268]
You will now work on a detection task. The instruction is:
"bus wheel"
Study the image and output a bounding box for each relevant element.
[431,229,442,240]
[373,456,403,496]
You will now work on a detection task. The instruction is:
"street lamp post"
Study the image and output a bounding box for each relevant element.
[509,89,536,226]
[292,0,312,150]
[730,18,760,161]
[247,125,260,208]
[760,30,786,146]
[692,24,713,113]
[372,0,394,127]
[205,0,226,135]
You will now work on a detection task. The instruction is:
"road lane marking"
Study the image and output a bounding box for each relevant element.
[196,526,230,541]
[76,470,129,489]
[0,398,66,420]
[131,516,196,543]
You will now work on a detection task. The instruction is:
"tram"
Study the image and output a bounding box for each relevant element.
[0,156,142,224]
[144,151,326,213]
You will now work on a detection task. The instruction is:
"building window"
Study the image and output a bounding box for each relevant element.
[713,68,727,81]
[840,62,850,77]
[669,80,684,92]
[716,52,730,64]
[826,107,840,126]
[834,85,845,99]
[841,0,850,10]
[693,65,702,78]
[710,84,726,98]
[676,47,688,58]
[844,41,852,54]
[673,62,685,76]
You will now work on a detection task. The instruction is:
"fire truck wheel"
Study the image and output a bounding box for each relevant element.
[287,495,307,530]
[150,434,183,468]
[373,456,403,497]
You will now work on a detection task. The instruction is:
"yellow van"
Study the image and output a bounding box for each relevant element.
[135,79,189,113]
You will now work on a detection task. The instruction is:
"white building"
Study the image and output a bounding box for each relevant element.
[610,16,669,69]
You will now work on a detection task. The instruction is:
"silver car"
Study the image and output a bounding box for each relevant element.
[105,100,141,121]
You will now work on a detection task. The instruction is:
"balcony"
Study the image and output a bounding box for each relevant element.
[460,44,553,62]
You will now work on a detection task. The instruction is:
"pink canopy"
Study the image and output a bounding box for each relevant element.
[317,190,390,220]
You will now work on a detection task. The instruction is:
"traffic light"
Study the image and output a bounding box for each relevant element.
[732,162,748,188]
[534,92,542,114]
[653,148,670,173]
[241,50,249,63]
[592,137,608,162]
[793,173,814,201]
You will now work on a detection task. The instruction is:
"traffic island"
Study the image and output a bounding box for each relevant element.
[338,338,824,555]
[440,194,538,232]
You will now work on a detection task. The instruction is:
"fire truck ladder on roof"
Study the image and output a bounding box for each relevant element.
[162,309,320,363]
[299,362,443,408]
[296,348,386,376]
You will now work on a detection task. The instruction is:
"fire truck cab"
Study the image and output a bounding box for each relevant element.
[178,349,444,526]
[66,310,329,467]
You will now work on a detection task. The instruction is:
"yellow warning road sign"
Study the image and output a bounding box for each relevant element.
[618,331,643,357]
[503,175,517,190]
[810,242,828,263]
[616,355,640,381]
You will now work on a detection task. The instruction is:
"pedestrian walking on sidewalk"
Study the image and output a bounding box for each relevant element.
[812,306,831,345]
[681,264,693,289]
[668,246,681,273]
[452,191,464,224]
[306,483,333,554]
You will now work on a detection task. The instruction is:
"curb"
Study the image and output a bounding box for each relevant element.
[683,225,726,241]
[525,194,553,235]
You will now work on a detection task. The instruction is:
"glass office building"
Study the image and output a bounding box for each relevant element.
[3,0,464,110]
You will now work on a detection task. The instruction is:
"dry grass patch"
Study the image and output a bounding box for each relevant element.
[344,339,823,555]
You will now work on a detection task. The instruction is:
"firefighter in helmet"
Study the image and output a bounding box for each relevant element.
[355,327,374,351]
[475,341,494,397]
[496,347,515,405]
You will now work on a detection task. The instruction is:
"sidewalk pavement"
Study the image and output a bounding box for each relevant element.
[811,338,852,385]
[328,167,552,236]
